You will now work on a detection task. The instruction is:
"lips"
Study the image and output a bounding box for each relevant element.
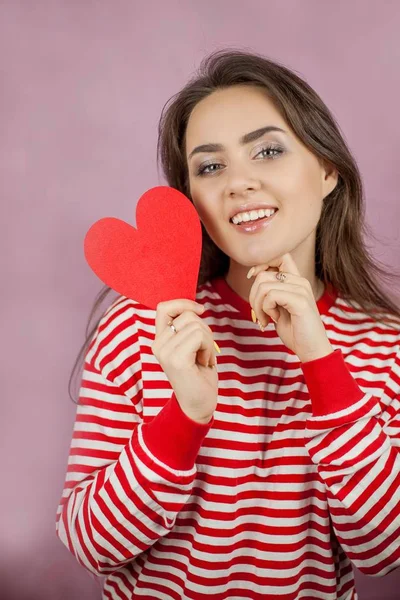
[230,209,278,224]
[228,205,278,222]
[230,208,279,233]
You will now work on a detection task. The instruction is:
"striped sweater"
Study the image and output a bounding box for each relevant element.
[56,276,400,600]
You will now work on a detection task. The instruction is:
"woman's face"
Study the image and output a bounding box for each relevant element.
[185,85,338,272]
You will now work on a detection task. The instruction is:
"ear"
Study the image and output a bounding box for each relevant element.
[321,159,339,199]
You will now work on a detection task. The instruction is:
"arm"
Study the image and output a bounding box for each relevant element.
[56,304,213,576]
[301,347,400,576]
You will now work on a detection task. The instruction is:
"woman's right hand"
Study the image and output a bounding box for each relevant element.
[151,299,219,424]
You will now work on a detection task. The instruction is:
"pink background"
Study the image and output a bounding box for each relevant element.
[1,1,399,598]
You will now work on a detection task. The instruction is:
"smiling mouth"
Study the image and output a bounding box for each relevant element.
[229,209,278,226]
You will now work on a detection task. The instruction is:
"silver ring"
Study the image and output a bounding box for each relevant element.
[276,271,287,282]
[167,320,177,334]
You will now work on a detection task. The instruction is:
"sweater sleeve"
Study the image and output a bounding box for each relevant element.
[301,347,400,577]
[55,303,213,576]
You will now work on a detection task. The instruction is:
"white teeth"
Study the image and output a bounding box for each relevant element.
[232,208,276,225]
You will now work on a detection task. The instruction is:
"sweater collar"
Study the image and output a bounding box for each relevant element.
[210,276,338,318]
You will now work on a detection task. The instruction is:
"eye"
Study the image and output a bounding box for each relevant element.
[196,143,284,176]
[256,144,284,160]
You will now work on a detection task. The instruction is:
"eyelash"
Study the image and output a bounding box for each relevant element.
[196,144,285,176]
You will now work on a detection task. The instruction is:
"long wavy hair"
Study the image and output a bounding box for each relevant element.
[68,48,400,403]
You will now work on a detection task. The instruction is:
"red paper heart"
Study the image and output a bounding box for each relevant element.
[84,186,202,309]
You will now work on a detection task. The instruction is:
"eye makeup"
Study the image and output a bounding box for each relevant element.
[195,142,285,177]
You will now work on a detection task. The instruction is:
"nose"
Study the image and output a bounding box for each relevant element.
[226,167,261,196]
[228,182,260,196]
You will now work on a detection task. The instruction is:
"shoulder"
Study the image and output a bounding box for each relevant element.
[87,284,217,362]
[334,295,400,336]
[332,295,400,375]
[85,295,151,381]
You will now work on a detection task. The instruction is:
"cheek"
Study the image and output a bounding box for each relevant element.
[282,164,323,209]
[191,187,218,221]
[278,172,323,232]
[191,196,214,229]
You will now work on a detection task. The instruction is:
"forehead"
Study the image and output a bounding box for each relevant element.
[185,85,286,144]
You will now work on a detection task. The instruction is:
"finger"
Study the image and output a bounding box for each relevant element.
[256,306,280,328]
[173,317,218,367]
[162,322,215,369]
[255,283,302,326]
[254,282,305,324]
[249,271,312,317]
[202,346,217,368]
[248,254,304,319]
[156,309,215,352]
[249,270,301,311]
[155,300,204,338]
[247,263,276,279]
[259,287,309,321]
[247,252,301,281]
[208,354,217,368]
[263,253,301,277]
[251,269,306,287]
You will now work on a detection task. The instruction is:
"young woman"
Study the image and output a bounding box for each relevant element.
[56,49,400,600]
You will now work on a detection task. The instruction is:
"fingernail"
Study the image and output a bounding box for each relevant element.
[251,309,257,323]
[247,267,255,279]
[257,320,265,332]
[213,341,221,354]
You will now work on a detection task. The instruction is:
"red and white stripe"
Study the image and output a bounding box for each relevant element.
[56,278,400,599]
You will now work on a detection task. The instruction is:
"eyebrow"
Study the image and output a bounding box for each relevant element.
[188,125,286,161]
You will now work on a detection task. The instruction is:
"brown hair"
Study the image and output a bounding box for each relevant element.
[68,48,400,403]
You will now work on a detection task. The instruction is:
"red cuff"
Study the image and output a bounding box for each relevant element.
[141,393,214,471]
[301,349,364,417]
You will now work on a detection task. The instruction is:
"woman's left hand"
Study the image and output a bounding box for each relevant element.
[248,253,334,363]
